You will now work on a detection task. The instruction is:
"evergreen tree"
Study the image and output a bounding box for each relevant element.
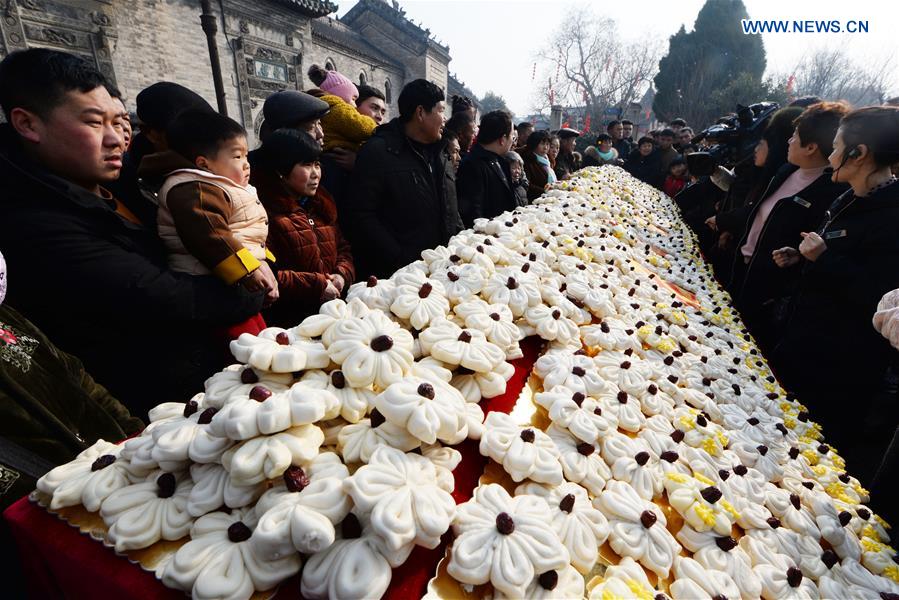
[653,0,767,128]
[479,91,512,116]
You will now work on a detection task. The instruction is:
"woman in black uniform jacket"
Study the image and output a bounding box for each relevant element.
[771,106,899,476]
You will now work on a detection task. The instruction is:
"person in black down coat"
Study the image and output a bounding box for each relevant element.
[348,79,463,278]
[771,106,899,475]
[624,136,662,188]
[456,110,517,227]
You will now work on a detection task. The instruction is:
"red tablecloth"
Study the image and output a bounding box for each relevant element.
[5,338,542,600]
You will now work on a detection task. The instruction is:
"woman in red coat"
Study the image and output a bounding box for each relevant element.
[251,129,355,327]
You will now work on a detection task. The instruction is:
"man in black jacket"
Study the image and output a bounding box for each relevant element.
[0,49,264,418]
[348,79,463,278]
[717,102,850,350]
[608,120,633,160]
[456,110,517,227]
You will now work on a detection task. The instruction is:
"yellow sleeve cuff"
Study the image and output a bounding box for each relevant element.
[213,248,261,285]
[265,248,276,263]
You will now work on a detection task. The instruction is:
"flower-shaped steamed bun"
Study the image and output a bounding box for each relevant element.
[374,376,468,445]
[230,327,328,373]
[345,446,455,551]
[251,452,351,558]
[300,368,375,424]
[100,471,194,552]
[448,483,569,598]
[221,425,324,485]
[336,409,421,464]
[418,317,506,373]
[516,481,609,574]
[430,262,488,304]
[479,412,563,484]
[593,479,681,578]
[586,556,658,600]
[300,513,409,600]
[208,383,338,440]
[36,440,148,512]
[390,272,450,330]
[454,298,522,357]
[294,297,370,345]
[203,364,294,409]
[327,311,414,389]
[187,462,266,518]
[346,275,396,312]
[534,351,608,397]
[161,508,300,600]
[481,268,541,317]
[546,424,611,495]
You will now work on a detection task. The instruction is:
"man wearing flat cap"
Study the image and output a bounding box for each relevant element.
[255,90,330,146]
[554,127,580,180]
[110,81,213,224]
[249,90,331,200]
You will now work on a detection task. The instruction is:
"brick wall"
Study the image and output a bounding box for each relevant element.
[109,0,241,118]
[302,38,404,118]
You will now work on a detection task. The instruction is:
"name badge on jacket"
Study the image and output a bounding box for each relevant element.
[824,229,847,240]
[792,196,812,208]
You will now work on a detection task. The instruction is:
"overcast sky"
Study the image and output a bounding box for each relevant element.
[336,0,898,117]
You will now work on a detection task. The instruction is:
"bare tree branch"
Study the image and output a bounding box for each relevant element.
[791,48,896,106]
[530,8,663,125]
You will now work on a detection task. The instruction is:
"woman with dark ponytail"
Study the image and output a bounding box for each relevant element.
[771,106,899,477]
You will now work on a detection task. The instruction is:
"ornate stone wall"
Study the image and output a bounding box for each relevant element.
[0,0,450,142]
[0,0,119,88]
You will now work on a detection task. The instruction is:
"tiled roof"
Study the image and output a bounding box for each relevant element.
[311,18,402,68]
[270,0,337,18]
[342,0,449,54]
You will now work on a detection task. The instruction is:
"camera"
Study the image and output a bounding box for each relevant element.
[686,101,780,176]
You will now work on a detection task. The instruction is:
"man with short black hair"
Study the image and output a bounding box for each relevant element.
[356,84,387,125]
[457,110,517,226]
[349,79,462,277]
[656,128,679,175]
[608,119,632,161]
[669,118,687,133]
[621,119,635,144]
[515,121,534,152]
[0,49,263,417]
[676,127,694,152]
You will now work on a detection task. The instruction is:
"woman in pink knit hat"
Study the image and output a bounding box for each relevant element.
[307,64,376,153]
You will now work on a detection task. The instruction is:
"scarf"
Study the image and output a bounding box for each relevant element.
[598,148,616,161]
[534,153,557,184]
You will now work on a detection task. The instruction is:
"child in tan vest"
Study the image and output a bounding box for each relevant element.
[156,109,278,306]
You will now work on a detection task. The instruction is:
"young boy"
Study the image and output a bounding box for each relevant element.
[505,150,529,207]
[155,109,277,305]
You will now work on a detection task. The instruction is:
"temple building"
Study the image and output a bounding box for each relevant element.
[0,0,468,141]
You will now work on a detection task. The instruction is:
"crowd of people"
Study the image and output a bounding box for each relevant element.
[0,47,897,530]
